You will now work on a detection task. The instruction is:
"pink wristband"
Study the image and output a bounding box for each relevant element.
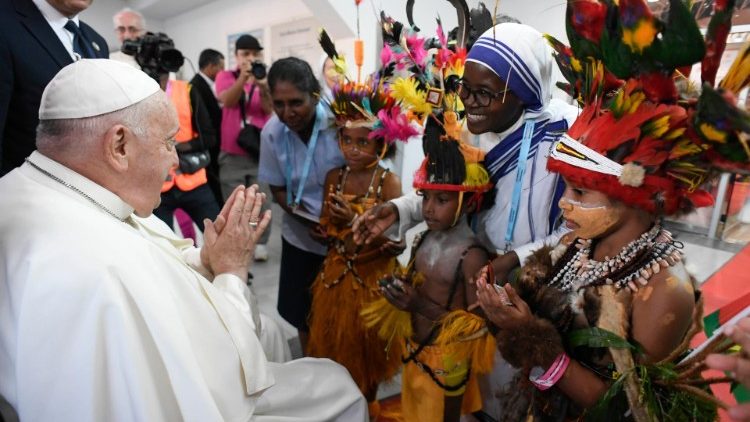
[529,353,570,391]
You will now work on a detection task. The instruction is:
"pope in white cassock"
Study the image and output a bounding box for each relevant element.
[0,59,366,421]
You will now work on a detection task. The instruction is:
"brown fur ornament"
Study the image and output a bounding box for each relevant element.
[517,246,578,333]
[496,317,564,370]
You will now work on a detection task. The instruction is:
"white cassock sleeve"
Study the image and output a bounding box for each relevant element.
[182,247,291,363]
[254,359,368,422]
[182,247,261,335]
[16,262,227,422]
[388,191,423,241]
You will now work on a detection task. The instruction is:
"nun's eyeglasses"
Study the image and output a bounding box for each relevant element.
[456,80,509,107]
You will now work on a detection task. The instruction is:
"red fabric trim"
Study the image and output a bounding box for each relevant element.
[413,181,493,193]
[547,157,713,215]
[412,158,492,193]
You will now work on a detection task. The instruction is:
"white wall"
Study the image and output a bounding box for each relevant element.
[321,0,569,77]
[157,0,568,81]
[79,0,165,52]
[162,0,318,78]
[79,0,128,50]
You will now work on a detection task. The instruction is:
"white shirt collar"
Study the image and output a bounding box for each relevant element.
[198,71,216,93]
[32,0,79,28]
[32,0,80,61]
[23,151,135,220]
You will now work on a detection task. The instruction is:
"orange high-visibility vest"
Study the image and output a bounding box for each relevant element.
[162,80,208,192]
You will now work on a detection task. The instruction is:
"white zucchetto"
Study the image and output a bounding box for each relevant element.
[39,59,159,120]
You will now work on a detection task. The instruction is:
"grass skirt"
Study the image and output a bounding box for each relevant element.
[307,247,401,394]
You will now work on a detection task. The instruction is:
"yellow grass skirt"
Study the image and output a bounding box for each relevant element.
[307,247,401,394]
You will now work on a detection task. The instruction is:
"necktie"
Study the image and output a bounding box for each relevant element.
[64,20,95,59]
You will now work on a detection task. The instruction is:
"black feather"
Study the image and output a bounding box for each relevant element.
[405,0,419,32]
[380,12,404,46]
[448,0,471,49]
[318,29,339,61]
[423,115,466,186]
[468,2,493,49]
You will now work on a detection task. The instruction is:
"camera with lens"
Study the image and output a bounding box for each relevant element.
[122,32,185,81]
[250,60,267,80]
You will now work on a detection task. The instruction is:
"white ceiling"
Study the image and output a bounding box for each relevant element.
[125,0,219,20]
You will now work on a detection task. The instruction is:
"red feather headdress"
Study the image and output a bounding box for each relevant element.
[546,0,750,216]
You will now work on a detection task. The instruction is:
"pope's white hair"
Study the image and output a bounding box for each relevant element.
[36,92,171,157]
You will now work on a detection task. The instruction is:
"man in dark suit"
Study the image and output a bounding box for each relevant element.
[0,0,109,175]
[190,49,225,205]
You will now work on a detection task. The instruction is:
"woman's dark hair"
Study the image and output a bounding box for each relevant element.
[268,57,320,96]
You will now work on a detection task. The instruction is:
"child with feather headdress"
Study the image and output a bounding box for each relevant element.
[476,0,750,420]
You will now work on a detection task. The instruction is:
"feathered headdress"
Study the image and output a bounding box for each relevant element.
[413,115,493,226]
[546,0,750,216]
[319,29,419,145]
[413,115,492,195]
[378,5,476,151]
[382,9,493,222]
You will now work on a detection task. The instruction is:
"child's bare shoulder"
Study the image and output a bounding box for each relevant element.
[324,167,343,184]
[379,169,402,201]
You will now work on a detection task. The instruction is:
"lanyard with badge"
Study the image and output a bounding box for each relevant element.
[504,119,536,252]
[284,103,324,211]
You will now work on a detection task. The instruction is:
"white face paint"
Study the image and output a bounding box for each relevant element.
[559,197,622,240]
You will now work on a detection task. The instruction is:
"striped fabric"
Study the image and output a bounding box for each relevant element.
[465,23,571,182]
[483,118,568,183]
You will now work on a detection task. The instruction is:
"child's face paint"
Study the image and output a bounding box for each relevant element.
[559,181,622,239]
[339,127,380,170]
[420,189,461,231]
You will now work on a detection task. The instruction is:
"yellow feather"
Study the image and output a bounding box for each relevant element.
[622,19,657,53]
[699,122,728,143]
[332,57,348,77]
[720,41,750,94]
[464,162,490,187]
[390,78,433,116]
[663,127,686,141]
[647,115,671,138]
[613,89,625,114]
[627,92,646,114]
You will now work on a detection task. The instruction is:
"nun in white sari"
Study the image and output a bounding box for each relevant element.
[389,23,579,274]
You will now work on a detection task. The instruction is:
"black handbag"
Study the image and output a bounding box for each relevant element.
[236,84,262,158]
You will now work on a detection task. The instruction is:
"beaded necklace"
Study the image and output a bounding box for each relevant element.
[321,165,388,288]
[337,165,381,200]
[548,225,683,292]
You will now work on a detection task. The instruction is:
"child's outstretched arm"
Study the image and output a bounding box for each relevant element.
[377,171,406,256]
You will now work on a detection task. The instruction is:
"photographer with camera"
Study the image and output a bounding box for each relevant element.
[109,8,145,68]
[216,34,273,261]
[124,32,220,235]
